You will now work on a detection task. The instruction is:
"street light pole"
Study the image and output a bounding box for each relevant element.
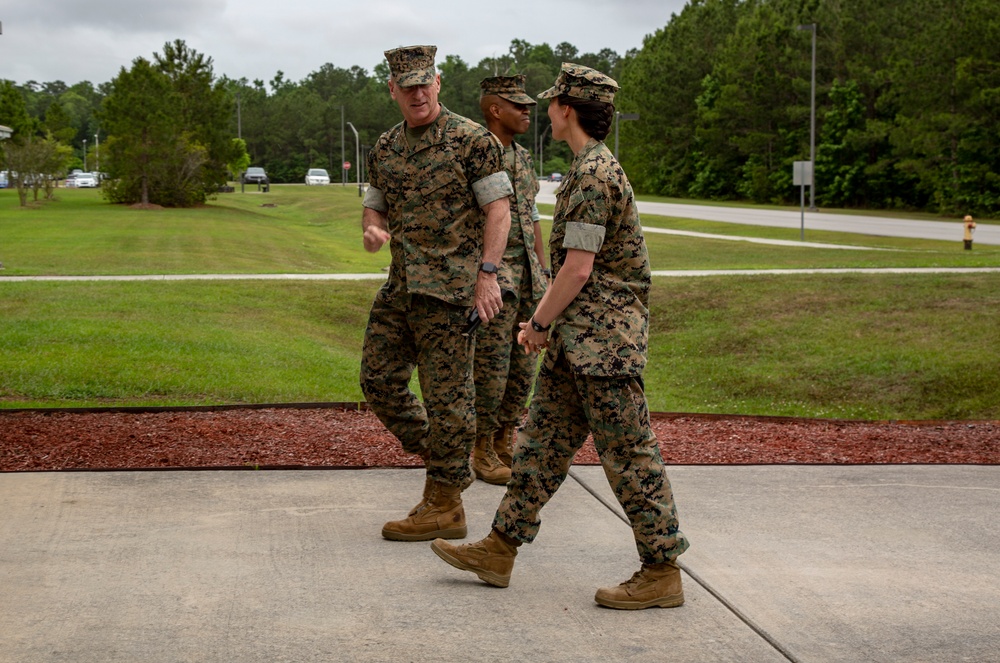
[83,138,87,172]
[94,132,99,177]
[797,23,817,210]
[614,112,640,160]
[346,121,361,197]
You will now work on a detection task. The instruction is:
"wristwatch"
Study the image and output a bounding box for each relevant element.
[530,317,550,333]
[480,262,498,275]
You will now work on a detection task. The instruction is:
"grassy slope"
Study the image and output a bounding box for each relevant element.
[1,185,998,418]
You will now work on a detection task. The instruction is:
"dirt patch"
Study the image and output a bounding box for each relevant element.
[1,407,997,472]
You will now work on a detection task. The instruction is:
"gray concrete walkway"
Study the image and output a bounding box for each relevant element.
[2,465,997,662]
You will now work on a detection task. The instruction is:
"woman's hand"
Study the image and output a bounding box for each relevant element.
[517,321,548,354]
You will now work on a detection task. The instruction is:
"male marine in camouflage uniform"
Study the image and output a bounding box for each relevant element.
[359,45,512,542]
[470,75,549,485]
[432,63,690,609]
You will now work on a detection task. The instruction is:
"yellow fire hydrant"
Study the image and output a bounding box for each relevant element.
[963,215,976,250]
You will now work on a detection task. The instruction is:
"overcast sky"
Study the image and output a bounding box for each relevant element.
[2,1,689,88]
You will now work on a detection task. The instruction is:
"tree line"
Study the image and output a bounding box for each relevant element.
[620,0,999,215]
[2,0,998,213]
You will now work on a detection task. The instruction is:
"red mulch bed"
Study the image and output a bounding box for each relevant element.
[1,406,997,472]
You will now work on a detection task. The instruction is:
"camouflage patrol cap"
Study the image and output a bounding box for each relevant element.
[538,62,619,103]
[384,45,437,87]
[479,74,537,106]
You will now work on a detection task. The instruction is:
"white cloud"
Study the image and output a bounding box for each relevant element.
[2,0,688,85]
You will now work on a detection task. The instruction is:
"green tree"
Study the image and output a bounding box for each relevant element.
[228,138,251,180]
[100,57,181,206]
[888,0,1000,213]
[44,101,76,144]
[101,41,236,207]
[618,0,745,196]
[0,80,34,137]
[154,39,237,197]
[1,81,38,182]
[3,136,70,206]
[815,80,867,207]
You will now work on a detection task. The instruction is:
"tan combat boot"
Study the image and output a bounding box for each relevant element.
[382,481,466,542]
[407,474,435,517]
[471,435,511,485]
[408,443,476,516]
[431,529,520,588]
[594,561,685,609]
[492,424,516,468]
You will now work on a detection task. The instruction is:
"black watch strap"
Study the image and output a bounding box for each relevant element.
[530,318,550,333]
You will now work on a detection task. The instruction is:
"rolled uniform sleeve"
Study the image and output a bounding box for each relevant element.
[564,221,606,253]
[472,171,514,207]
[560,175,610,253]
[363,185,388,213]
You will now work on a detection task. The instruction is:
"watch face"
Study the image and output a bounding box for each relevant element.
[481,262,498,274]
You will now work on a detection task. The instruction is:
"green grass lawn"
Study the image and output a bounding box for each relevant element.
[2,185,999,419]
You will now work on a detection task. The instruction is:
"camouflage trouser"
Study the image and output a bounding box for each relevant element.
[493,345,690,564]
[473,256,539,438]
[359,291,475,488]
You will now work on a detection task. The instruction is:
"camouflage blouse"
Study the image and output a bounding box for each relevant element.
[504,142,546,302]
[364,106,511,306]
[548,138,651,377]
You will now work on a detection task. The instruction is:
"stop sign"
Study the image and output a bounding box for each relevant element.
[343,161,351,170]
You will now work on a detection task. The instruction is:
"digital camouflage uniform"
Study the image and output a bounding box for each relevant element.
[473,76,547,443]
[492,64,689,565]
[360,101,511,489]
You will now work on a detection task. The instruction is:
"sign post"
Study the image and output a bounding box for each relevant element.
[793,160,813,241]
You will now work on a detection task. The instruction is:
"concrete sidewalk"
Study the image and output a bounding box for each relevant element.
[2,466,998,662]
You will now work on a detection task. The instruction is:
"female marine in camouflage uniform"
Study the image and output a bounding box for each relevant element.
[432,63,690,610]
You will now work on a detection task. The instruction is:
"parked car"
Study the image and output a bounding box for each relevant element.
[74,172,98,188]
[305,168,331,185]
[243,167,269,184]
[549,172,563,182]
[64,173,79,188]
[0,171,8,188]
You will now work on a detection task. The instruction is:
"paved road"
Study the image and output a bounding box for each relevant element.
[537,181,1000,245]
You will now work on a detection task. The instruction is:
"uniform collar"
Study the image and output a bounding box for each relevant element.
[569,137,603,170]
[392,105,451,156]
